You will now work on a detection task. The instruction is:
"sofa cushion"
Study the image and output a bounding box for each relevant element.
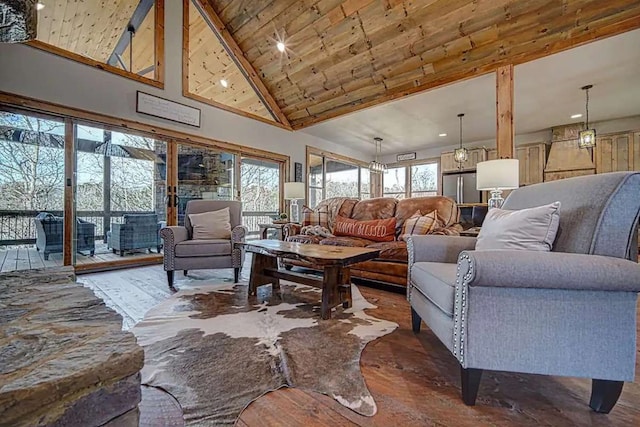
[350,198,397,221]
[175,239,231,257]
[334,216,396,242]
[320,236,374,247]
[302,205,329,228]
[399,210,441,241]
[395,196,459,232]
[476,202,561,251]
[287,234,323,245]
[410,262,457,316]
[366,241,407,261]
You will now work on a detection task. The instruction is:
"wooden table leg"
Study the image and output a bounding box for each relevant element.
[248,253,279,296]
[339,267,352,309]
[322,266,341,320]
[259,226,268,240]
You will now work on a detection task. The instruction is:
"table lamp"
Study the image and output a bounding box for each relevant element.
[476,159,519,209]
[284,182,305,223]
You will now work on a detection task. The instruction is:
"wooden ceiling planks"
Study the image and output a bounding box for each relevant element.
[207,0,640,128]
[36,0,154,67]
[186,0,278,123]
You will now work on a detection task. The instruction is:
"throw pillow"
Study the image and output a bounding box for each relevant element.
[399,210,440,241]
[302,206,329,228]
[334,216,396,242]
[475,201,561,251]
[189,207,232,240]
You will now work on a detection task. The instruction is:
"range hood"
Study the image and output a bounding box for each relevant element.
[544,123,595,182]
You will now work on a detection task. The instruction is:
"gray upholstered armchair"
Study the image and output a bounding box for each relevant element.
[160,200,247,289]
[407,172,640,413]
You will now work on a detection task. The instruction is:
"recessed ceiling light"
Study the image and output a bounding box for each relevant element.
[276,42,286,52]
[220,79,228,88]
[571,113,583,119]
[439,133,447,137]
[36,2,45,10]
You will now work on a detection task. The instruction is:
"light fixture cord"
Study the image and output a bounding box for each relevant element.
[458,115,463,171]
[585,87,590,128]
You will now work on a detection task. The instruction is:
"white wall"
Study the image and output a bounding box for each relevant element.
[0,0,367,176]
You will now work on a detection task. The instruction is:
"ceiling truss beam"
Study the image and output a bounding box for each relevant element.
[107,0,155,68]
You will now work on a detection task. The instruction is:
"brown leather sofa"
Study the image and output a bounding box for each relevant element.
[282,196,462,287]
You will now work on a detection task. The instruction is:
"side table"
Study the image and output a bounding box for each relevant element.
[258,223,289,240]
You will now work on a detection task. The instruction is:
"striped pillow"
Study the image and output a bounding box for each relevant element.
[302,206,329,228]
[400,210,439,241]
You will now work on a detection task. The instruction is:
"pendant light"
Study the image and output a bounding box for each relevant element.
[578,85,596,149]
[369,137,386,174]
[454,113,468,163]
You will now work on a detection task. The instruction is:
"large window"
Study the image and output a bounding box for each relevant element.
[383,161,439,198]
[241,157,281,235]
[306,148,370,207]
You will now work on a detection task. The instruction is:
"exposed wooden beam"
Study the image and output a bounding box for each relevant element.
[496,64,514,159]
[193,0,291,128]
[107,0,155,68]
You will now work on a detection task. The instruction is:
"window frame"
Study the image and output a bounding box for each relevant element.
[382,157,441,198]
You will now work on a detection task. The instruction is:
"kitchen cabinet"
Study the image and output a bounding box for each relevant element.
[595,132,639,173]
[440,148,487,173]
[485,142,548,186]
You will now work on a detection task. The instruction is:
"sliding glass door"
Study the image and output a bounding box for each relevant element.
[240,157,281,238]
[74,124,167,268]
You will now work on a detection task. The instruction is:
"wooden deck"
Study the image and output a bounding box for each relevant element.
[81,264,640,427]
[0,243,161,273]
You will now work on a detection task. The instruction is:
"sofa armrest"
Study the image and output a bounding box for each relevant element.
[406,235,477,264]
[459,250,640,292]
[160,226,189,248]
[283,223,302,240]
[231,225,248,244]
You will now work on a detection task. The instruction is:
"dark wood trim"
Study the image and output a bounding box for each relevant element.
[63,118,75,266]
[74,255,162,274]
[154,0,165,83]
[496,64,515,159]
[0,91,290,164]
[192,0,291,128]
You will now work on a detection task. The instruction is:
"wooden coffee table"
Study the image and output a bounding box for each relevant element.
[241,240,380,319]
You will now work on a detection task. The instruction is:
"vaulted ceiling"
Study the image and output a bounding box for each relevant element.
[202,0,640,129]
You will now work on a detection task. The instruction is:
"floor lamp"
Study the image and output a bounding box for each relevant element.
[284,182,305,223]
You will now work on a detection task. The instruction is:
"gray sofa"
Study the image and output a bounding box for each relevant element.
[407,172,640,413]
[160,200,247,289]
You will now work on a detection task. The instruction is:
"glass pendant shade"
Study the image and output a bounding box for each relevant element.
[454,113,466,164]
[578,85,596,149]
[369,137,386,174]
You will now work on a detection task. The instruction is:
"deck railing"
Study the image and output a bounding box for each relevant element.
[0,209,278,245]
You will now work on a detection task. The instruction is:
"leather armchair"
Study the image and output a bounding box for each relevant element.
[407,172,640,413]
[160,200,247,289]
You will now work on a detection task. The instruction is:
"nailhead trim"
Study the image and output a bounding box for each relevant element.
[453,252,473,365]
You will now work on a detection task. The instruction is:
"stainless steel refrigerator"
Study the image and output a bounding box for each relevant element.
[442,172,481,204]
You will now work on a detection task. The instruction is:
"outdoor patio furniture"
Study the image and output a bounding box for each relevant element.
[35,212,96,260]
[107,213,162,256]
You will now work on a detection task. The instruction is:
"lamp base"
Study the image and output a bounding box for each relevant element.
[488,189,505,210]
[289,199,300,223]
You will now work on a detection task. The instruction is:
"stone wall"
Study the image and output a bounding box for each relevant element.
[0,267,144,426]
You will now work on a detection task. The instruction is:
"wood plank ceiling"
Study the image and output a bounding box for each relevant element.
[205,0,640,129]
[36,0,155,76]
[187,0,276,122]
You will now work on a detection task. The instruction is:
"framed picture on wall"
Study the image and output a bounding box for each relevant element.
[295,162,303,182]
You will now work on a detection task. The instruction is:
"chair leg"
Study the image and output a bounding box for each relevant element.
[234,267,240,283]
[157,246,162,253]
[183,270,188,276]
[461,367,483,406]
[589,379,623,413]
[411,307,421,333]
[167,271,175,289]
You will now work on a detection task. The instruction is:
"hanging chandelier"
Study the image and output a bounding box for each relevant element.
[454,113,468,163]
[369,137,386,174]
[578,84,596,149]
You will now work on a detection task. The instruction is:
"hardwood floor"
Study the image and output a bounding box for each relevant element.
[0,242,161,273]
[81,264,640,426]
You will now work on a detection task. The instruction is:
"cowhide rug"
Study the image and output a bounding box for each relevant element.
[132,280,398,426]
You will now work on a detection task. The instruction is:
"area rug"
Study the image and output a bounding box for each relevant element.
[132,280,398,426]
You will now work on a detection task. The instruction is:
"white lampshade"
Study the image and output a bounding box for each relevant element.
[476,159,519,190]
[284,182,305,199]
